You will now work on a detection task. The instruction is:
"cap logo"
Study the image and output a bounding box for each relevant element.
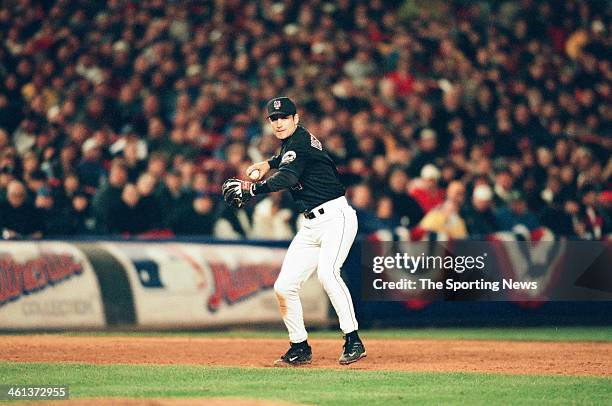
[273,100,281,110]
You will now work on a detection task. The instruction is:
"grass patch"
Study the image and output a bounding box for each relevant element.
[27,326,612,342]
[0,362,610,405]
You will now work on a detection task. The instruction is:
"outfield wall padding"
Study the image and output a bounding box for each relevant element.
[2,238,610,330]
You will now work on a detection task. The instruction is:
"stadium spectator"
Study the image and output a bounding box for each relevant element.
[92,159,128,233]
[384,166,423,228]
[157,170,190,228]
[463,184,499,238]
[0,166,16,201]
[146,152,169,180]
[574,184,611,240]
[541,193,577,238]
[374,196,402,232]
[119,136,148,183]
[52,144,80,183]
[409,164,445,214]
[108,183,150,235]
[77,137,105,189]
[349,183,386,234]
[492,169,516,208]
[136,172,163,231]
[54,172,80,212]
[419,180,468,239]
[57,190,95,236]
[167,192,216,236]
[408,129,439,178]
[214,205,253,240]
[495,191,541,233]
[251,193,295,240]
[0,180,43,239]
[34,185,64,235]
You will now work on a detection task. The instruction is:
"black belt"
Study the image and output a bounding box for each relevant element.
[304,208,325,219]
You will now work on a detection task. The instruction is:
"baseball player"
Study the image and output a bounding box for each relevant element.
[222,97,366,366]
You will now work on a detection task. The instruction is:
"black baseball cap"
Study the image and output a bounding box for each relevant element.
[266,97,297,118]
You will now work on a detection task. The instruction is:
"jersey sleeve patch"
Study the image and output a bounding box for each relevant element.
[310,134,323,150]
[281,150,297,164]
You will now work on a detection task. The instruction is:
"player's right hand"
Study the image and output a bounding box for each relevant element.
[246,161,270,181]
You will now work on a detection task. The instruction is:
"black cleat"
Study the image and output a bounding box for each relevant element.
[274,341,312,367]
[339,334,366,365]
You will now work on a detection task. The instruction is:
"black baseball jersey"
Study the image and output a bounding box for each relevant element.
[267,125,345,212]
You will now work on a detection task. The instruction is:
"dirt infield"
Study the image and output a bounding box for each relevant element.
[1,335,610,376]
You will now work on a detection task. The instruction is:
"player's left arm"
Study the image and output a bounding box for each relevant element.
[253,170,299,194]
[252,135,307,195]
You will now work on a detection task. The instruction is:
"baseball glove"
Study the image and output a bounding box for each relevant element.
[222,178,255,208]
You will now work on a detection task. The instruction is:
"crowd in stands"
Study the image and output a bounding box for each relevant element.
[0,0,610,240]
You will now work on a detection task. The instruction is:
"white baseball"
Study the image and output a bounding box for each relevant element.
[249,169,260,180]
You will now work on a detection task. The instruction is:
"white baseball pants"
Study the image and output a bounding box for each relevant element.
[274,196,359,343]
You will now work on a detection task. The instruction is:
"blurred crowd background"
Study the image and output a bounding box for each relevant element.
[0,0,610,241]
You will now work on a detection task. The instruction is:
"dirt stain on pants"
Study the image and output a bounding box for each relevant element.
[275,291,287,317]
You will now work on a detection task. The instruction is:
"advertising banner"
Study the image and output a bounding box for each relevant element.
[103,242,330,327]
[0,242,105,329]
